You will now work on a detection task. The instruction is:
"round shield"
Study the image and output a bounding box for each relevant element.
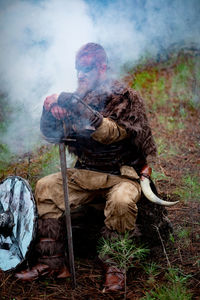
[0,176,37,271]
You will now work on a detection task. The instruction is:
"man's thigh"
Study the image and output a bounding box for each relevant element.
[35,168,141,219]
[35,169,104,218]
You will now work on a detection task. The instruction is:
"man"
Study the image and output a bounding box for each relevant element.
[16,43,157,291]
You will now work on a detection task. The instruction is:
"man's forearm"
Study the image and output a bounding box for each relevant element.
[40,107,64,143]
[91,118,128,144]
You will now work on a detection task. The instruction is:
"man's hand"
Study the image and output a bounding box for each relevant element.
[44,94,67,120]
[44,94,58,111]
[57,92,103,129]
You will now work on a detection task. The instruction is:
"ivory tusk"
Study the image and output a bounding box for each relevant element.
[140,177,179,206]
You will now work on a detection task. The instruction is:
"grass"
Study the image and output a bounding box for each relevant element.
[171,57,200,108]
[143,268,192,300]
[0,95,14,174]
[132,69,168,110]
[170,225,192,249]
[174,174,200,203]
[131,54,200,115]
[27,145,76,190]
[154,136,179,159]
[151,170,169,182]
[143,262,161,287]
[0,144,13,174]
[39,145,61,177]
[157,114,186,132]
[98,233,149,298]
[98,233,149,271]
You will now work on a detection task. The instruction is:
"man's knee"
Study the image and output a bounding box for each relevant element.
[107,181,140,207]
[35,173,61,196]
[104,181,141,233]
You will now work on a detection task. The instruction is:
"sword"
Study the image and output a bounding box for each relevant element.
[59,142,76,289]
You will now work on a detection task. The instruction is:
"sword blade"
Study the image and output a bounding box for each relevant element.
[59,143,76,289]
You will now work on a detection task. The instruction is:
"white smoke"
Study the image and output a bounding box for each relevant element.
[0,0,199,156]
[0,0,95,154]
[89,0,200,68]
[0,0,95,107]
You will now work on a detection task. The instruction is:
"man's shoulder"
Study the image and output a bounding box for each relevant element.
[109,79,128,94]
[107,80,143,107]
[109,80,140,98]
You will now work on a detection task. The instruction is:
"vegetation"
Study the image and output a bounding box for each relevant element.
[174,174,200,203]
[143,268,192,300]
[98,233,149,298]
[98,233,149,270]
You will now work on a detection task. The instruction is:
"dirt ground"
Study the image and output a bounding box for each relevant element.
[0,53,199,299]
[0,200,199,299]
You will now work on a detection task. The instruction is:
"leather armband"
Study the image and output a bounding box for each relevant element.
[140,165,152,180]
[57,92,72,108]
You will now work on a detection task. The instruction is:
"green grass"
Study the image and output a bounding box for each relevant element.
[143,262,161,286]
[132,70,168,110]
[170,57,200,108]
[143,268,192,300]
[174,174,200,203]
[170,225,192,249]
[157,115,186,132]
[98,232,149,271]
[151,77,168,110]
[33,144,76,182]
[151,170,169,182]
[154,137,168,157]
[0,144,13,174]
[131,55,200,116]
[132,70,156,92]
[154,137,179,159]
[98,233,149,297]
[38,145,61,178]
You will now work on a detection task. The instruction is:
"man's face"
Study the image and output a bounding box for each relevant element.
[75,55,101,94]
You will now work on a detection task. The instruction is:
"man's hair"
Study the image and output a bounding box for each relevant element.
[76,43,108,66]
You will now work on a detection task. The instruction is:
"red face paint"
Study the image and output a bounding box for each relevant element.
[76,55,101,95]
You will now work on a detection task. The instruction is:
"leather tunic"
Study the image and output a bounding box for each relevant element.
[67,132,146,175]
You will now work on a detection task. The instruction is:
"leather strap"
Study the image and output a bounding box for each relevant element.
[140,165,152,180]
[41,254,63,259]
[40,238,56,242]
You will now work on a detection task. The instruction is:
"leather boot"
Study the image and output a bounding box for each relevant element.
[102,265,125,293]
[15,218,70,281]
[99,227,126,293]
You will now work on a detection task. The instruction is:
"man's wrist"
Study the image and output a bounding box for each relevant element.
[90,111,103,128]
[57,92,74,108]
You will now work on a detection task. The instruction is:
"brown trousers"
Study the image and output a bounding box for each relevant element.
[35,167,141,233]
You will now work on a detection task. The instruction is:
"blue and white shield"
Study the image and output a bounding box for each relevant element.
[0,176,37,271]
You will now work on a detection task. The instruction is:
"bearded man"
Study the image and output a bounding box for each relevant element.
[16,43,157,291]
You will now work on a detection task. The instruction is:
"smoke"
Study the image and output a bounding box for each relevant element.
[0,0,95,154]
[88,0,200,67]
[0,0,199,155]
